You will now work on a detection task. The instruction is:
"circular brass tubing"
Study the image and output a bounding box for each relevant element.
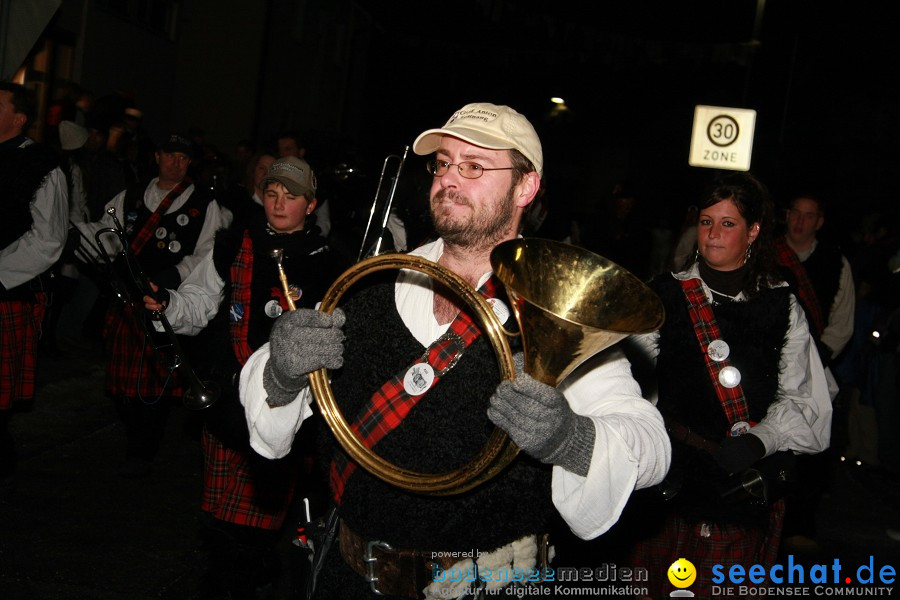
[308,253,519,495]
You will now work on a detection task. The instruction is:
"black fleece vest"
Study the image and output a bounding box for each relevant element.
[651,274,790,525]
[120,182,211,282]
[327,278,553,552]
[778,241,844,341]
[184,211,342,452]
[802,241,844,318]
[0,139,60,251]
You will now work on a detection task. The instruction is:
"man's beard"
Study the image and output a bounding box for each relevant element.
[430,185,516,249]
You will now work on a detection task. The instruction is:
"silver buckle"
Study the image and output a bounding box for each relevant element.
[419,331,466,376]
[364,539,394,595]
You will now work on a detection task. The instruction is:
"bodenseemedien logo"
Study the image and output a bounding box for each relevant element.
[668,558,697,597]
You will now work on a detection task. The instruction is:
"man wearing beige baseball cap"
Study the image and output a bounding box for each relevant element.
[241,102,669,598]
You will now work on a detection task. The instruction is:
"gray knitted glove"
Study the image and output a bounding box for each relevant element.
[263,308,346,408]
[487,361,595,476]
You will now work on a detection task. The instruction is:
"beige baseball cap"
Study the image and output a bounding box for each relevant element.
[412,102,543,177]
[263,156,317,198]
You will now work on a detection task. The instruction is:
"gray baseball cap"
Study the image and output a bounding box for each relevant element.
[263,156,317,197]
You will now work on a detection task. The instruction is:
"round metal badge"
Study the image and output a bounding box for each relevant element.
[718,365,742,388]
[487,298,510,324]
[730,421,751,437]
[403,363,435,396]
[264,299,283,318]
[707,339,730,362]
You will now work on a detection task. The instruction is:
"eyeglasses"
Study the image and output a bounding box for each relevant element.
[426,159,516,180]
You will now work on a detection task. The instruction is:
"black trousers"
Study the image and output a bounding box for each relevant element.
[113,394,174,461]
[0,410,15,478]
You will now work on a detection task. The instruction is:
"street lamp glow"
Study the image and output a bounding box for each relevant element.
[551,97,565,105]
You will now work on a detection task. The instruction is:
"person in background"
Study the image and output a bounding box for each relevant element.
[774,191,853,552]
[217,150,275,228]
[0,82,69,484]
[777,192,854,365]
[144,156,343,598]
[76,133,229,477]
[627,172,832,597]
[42,120,91,353]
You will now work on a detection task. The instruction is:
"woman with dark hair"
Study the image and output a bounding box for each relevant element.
[628,172,833,597]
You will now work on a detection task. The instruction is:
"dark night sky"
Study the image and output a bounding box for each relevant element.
[334,1,899,243]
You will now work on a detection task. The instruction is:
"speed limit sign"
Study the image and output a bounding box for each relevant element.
[688,105,756,171]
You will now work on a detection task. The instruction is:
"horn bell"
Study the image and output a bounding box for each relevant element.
[490,238,665,386]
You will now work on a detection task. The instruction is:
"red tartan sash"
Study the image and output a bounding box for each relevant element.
[680,277,750,428]
[129,179,189,256]
[229,230,255,366]
[328,276,500,504]
[229,230,296,366]
[774,236,825,336]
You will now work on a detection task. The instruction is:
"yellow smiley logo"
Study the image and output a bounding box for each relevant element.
[668,558,697,588]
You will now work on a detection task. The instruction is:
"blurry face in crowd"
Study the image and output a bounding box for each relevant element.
[253,154,276,193]
[155,150,191,187]
[697,198,760,272]
[785,197,823,250]
[0,91,26,143]
[429,136,536,250]
[264,181,317,233]
[277,137,304,159]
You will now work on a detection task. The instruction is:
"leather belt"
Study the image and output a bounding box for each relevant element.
[339,522,551,598]
[663,414,720,455]
[339,521,459,597]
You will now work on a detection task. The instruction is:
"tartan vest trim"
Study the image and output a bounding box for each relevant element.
[229,230,255,366]
[775,236,825,335]
[679,277,750,429]
[129,179,190,256]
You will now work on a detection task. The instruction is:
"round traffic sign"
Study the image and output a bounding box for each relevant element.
[707,115,740,147]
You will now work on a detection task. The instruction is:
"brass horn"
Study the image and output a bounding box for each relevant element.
[307,237,665,495]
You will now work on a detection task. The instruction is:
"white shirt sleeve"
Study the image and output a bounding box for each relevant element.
[174,200,231,283]
[240,342,314,459]
[160,247,225,336]
[552,348,671,540]
[820,256,855,357]
[0,167,69,288]
[748,294,833,456]
[67,163,89,224]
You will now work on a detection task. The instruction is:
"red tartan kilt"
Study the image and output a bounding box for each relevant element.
[200,427,298,530]
[103,302,183,397]
[629,500,786,598]
[0,297,46,409]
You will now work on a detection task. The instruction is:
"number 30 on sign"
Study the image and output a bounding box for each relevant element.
[688,105,757,171]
